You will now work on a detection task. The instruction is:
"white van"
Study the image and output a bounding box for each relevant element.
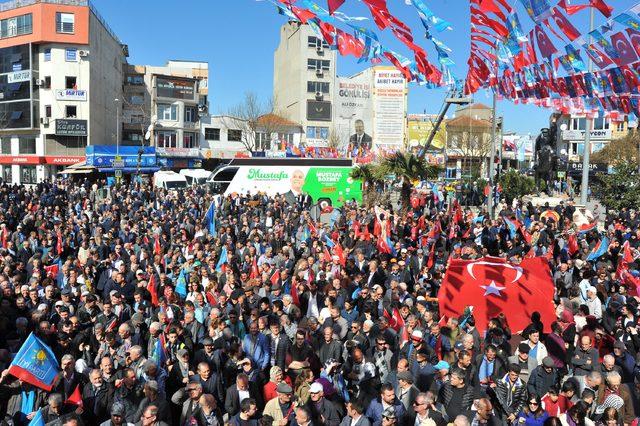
[179,168,211,186]
[153,171,188,190]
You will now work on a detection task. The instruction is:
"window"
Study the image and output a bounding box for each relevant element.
[306,126,329,139]
[307,81,330,93]
[45,105,51,118]
[307,59,330,71]
[255,132,272,151]
[65,76,77,90]
[56,13,75,34]
[3,166,11,183]
[157,104,177,121]
[130,115,143,124]
[616,122,625,132]
[123,132,143,143]
[227,129,242,142]
[44,76,51,89]
[0,14,32,38]
[128,95,144,105]
[65,48,77,62]
[204,128,220,141]
[593,117,610,130]
[185,106,197,123]
[0,138,11,154]
[65,105,77,118]
[156,131,177,148]
[44,48,51,62]
[126,75,144,85]
[183,132,197,148]
[307,36,329,49]
[18,137,36,154]
[20,166,36,184]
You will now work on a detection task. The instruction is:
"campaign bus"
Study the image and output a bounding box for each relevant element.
[207,158,362,207]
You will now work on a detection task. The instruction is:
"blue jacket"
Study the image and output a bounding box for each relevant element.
[515,411,549,426]
[365,397,405,426]
[242,332,270,370]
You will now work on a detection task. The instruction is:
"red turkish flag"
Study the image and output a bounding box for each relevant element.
[65,384,83,407]
[336,30,364,58]
[147,274,159,307]
[437,257,556,333]
[327,0,345,15]
[589,0,613,18]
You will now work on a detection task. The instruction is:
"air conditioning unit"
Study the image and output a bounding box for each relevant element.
[315,91,323,100]
[78,50,89,57]
[35,79,44,86]
[316,69,324,78]
[41,117,49,125]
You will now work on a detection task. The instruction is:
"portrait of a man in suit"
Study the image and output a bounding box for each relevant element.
[284,169,307,206]
[349,119,372,151]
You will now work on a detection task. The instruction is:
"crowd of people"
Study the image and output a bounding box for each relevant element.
[0,178,639,426]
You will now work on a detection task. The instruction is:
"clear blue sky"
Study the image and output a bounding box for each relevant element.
[91,0,629,135]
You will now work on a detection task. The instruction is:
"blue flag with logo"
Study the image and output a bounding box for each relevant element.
[8,333,59,391]
[28,409,45,426]
[205,201,216,236]
[175,269,187,298]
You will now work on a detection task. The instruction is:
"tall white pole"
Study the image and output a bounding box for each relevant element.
[488,88,498,218]
[580,8,595,205]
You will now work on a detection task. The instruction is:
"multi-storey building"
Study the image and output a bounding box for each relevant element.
[121,60,208,169]
[0,0,126,184]
[273,21,336,147]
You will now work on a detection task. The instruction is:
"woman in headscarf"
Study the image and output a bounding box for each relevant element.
[263,365,292,402]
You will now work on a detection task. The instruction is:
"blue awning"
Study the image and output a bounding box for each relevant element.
[97,166,160,174]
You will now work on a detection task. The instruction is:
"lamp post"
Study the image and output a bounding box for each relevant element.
[580,7,595,205]
[114,98,121,157]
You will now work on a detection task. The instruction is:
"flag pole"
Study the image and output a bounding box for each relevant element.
[488,47,498,219]
[580,7,595,206]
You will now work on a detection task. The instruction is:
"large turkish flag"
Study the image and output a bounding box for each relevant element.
[438,257,556,333]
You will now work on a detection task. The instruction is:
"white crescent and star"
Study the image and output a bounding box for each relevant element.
[466,260,524,298]
[480,281,506,297]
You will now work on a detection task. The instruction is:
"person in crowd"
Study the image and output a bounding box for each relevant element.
[0,179,637,426]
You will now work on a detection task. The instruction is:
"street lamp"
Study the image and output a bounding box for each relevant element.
[114,98,121,157]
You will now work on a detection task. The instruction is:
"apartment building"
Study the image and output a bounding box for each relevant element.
[121,60,208,169]
[0,0,126,184]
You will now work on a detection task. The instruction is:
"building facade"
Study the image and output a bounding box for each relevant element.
[200,114,304,160]
[121,60,208,169]
[273,21,336,147]
[555,113,630,162]
[0,0,125,184]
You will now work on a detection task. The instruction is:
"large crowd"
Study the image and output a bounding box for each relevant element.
[0,178,639,426]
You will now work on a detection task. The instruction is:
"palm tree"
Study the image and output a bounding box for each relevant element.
[350,163,383,206]
[380,152,440,210]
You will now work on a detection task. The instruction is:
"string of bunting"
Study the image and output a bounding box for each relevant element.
[262,0,458,88]
[466,0,640,119]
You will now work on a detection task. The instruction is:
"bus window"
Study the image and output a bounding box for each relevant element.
[212,167,238,182]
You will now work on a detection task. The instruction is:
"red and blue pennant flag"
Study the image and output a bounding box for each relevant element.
[8,332,60,391]
[586,236,610,261]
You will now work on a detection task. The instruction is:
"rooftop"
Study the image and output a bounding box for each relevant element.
[0,0,121,43]
[445,115,492,128]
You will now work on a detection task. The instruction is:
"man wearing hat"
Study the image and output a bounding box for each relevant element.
[304,382,340,426]
[103,402,127,426]
[396,371,419,412]
[527,357,559,398]
[263,382,296,425]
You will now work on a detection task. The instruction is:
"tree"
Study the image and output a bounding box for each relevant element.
[224,92,289,153]
[379,152,440,210]
[446,126,492,178]
[592,160,640,211]
[350,163,383,207]
[122,97,153,149]
[591,132,640,166]
[498,169,536,204]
